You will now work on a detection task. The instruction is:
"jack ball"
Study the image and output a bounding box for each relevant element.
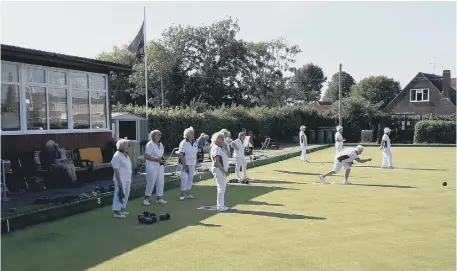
[442,182,447,187]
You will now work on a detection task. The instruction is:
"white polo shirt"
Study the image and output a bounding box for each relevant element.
[299,131,307,146]
[145,140,164,166]
[211,145,229,171]
[179,139,198,166]
[335,148,359,164]
[231,138,245,158]
[335,132,343,151]
[111,151,132,182]
[382,134,391,150]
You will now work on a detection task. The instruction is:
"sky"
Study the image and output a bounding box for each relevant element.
[1,1,456,93]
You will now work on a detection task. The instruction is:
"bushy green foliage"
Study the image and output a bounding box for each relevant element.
[413,120,456,144]
[323,96,385,142]
[113,103,333,150]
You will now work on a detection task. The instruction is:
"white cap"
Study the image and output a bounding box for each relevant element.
[384,127,391,134]
[336,125,343,131]
[355,144,364,153]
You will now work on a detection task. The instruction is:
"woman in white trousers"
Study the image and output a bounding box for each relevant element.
[232,131,250,183]
[380,127,393,168]
[299,125,309,163]
[143,130,167,206]
[178,126,198,200]
[210,131,230,212]
[111,139,132,219]
[335,125,345,153]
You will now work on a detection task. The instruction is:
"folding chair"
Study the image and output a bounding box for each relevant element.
[137,155,146,173]
[168,148,181,176]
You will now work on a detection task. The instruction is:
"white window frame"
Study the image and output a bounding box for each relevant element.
[1,62,22,132]
[410,88,430,102]
[1,60,110,135]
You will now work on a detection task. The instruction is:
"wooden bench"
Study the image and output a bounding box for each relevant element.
[77,148,112,171]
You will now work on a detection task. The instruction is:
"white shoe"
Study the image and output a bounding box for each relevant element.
[217,206,230,212]
[121,211,130,216]
[185,194,195,199]
[113,213,126,219]
[179,196,185,201]
[344,180,352,185]
[319,175,326,184]
[156,199,168,204]
[143,199,151,206]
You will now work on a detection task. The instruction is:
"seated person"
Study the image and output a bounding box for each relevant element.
[197,133,211,153]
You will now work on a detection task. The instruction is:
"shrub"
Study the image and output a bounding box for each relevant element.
[413,120,456,144]
[112,104,333,150]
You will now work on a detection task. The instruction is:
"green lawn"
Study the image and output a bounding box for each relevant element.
[2,147,455,271]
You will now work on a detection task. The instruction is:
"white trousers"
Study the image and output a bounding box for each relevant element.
[235,156,248,179]
[145,163,165,197]
[112,180,131,211]
[180,165,196,191]
[381,149,393,168]
[300,145,307,162]
[212,168,227,208]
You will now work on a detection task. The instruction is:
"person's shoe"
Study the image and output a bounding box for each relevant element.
[121,211,130,216]
[185,194,195,199]
[113,213,126,219]
[217,206,230,212]
[179,196,185,201]
[156,199,168,204]
[319,175,326,184]
[143,199,151,206]
[343,180,352,185]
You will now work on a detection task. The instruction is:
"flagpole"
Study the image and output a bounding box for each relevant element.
[143,6,148,120]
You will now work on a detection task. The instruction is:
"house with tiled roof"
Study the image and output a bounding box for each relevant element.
[384,70,456,115]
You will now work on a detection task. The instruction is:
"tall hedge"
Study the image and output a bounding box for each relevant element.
[413,120,456,144]
[113,104,333,150]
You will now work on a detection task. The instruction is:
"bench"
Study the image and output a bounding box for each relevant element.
[77,148,112,171]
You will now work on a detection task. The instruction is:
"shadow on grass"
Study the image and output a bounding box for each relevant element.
[354,165,448,172]
[350,183,417,189]
[227,209,327,220]
[242,200,284,207]
[190,222,222,228]
[1,184,313,271]
[250,179,308,185]
[274,170,322,176]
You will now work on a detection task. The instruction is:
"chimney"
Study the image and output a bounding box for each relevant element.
[442,70,451,98]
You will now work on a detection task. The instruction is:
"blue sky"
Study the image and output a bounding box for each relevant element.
[1,1,456,92]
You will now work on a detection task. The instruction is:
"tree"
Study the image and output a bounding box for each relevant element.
[324,95,385,141]
[97,17,304,108]
[244,38,301,106]
[351,76,401,107]
[323,71,356,102]
[96,45,136,66]
[291,63,326,102]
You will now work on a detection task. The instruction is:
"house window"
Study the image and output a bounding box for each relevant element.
[25,86,47,130]
[410,89,429,102]
[1,62,21,131]
[1,61,109,134]
[72,90,90,129]
[27,67,46,84]
[49,88,68,129]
